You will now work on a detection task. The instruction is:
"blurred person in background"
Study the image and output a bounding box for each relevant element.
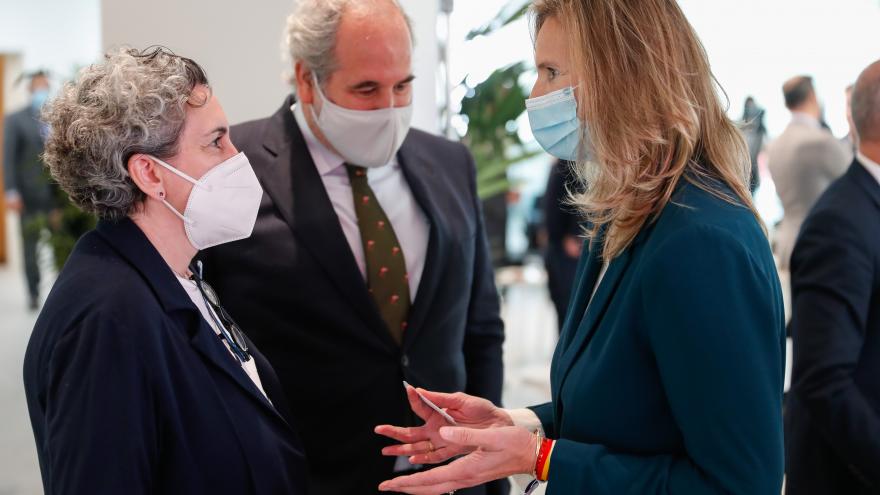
[198,0,506,493]
[767,75,851,273]
[785,59,880,495]
[3,70,56,310]
[542,159,583,331]
[741,96,767,194]
[376,0,785,493]
[23,47,306,495]
[841,83,858,155]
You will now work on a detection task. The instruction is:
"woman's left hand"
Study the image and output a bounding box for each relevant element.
[378,425,537,494]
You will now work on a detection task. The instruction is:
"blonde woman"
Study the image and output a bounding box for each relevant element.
[375,0,785,493]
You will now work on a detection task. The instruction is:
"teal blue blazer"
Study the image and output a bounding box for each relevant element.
[530,179,786,494]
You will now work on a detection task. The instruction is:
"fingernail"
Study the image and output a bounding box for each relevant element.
[439,427,453,440]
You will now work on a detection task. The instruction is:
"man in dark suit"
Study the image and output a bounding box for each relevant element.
[200,1,505,493]
[785,59,880,494]
[4,71,55,309]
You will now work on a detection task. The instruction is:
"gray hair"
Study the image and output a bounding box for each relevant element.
[284,0,414,87]
[42,46,209,220]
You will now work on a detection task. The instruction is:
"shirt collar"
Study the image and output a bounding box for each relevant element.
[790,112,821,129]
[857,151,880,186]
[291,103,346,176]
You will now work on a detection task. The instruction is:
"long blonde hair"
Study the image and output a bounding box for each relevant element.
[532,0,759,261]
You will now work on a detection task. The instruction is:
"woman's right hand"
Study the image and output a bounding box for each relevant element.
[375,385,513,465]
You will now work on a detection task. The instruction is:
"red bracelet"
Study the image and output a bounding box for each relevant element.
[534,438,555,482]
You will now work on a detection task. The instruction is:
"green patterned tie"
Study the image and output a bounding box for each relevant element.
[346,164,411,344]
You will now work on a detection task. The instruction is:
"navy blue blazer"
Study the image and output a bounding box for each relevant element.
[199,96,506,494]
[23,219,307,495]
[529,179,786,494]
[786,160,880,494]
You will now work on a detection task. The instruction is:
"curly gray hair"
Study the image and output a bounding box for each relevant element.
[284,0,414,87]
[42,46,209,220]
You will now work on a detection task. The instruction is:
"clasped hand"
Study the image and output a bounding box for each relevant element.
[374,385,537,494]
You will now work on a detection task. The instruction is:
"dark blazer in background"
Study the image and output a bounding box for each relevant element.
[200,96,506,495]
[23,219,307,495]
[786,161,880,494]
[543,159,583,331]
[3,106,54,211]
[529,179,786,494]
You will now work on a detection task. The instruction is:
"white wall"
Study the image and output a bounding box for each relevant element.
[678,0,880,138]
[403,0,440,134]
[101,0,441,133]
[0,0,101,111]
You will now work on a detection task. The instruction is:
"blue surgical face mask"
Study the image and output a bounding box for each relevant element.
[31,89,49,111]
[526,86,588,162]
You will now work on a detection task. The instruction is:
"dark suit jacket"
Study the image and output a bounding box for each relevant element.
[23,218,307,495]
[200,96,506,494]
[786,160,880,494]
[3,106,54,211]
[529,179,786,494]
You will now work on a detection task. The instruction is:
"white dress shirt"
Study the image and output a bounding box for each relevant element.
[292,103,430,300]
[176,275,270,401]
[858,151,880,186]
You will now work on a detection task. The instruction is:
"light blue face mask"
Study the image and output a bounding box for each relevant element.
[526,86,585,162]
[30,89,49,111]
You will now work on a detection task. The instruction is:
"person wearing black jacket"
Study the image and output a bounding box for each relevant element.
[543,159,583,331]
[199,1,506,493]
[3,71,56,309]
[786,59,880,494]
[23,47,306,495]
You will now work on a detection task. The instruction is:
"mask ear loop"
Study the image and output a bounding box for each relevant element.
[151,156,213,192]
[148,155,199,226]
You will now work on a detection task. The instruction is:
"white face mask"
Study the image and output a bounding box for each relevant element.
[311,77,413,168]
[150,152,263,250]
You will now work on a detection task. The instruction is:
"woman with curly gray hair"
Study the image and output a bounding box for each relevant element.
[22,47,307,495]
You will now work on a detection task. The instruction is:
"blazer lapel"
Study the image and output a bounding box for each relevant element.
[555,244,634,386]
[551,219,659,420]
[95,219,289,424]
[852,159,880,211]
[255,99,396,351]
[253,100,296,232]
[188,318,289,423]
[396,141,449,348]
[556,237,602,355]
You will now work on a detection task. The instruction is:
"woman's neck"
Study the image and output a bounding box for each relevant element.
[130,202,196,278]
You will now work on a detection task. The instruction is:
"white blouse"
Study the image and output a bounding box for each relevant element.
[176,275,270,401]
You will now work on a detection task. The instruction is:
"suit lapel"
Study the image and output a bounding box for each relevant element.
[551,220,658,423]
[254,99,396,351]
[94,219,290,425]
[556,237,602,354]
[396,142,449,348]
[188,318,289,423]
[852,159,880,211]
[555,244,634,387]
